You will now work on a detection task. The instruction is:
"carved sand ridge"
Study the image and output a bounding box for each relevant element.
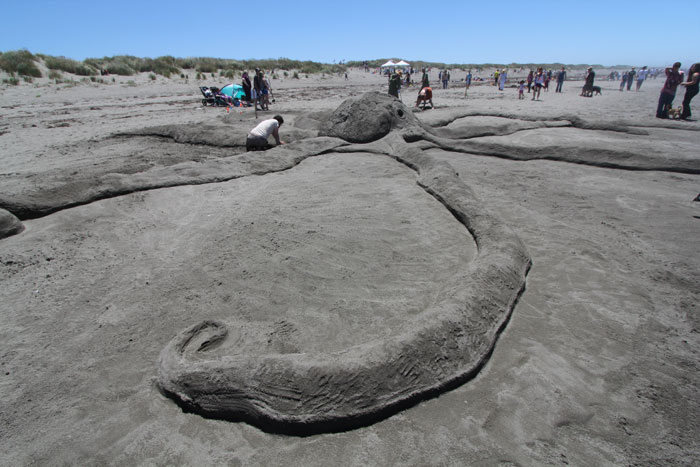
[157,93,532,434]
[3,93,699,221]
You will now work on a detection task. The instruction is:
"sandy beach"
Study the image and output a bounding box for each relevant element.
[1,66,700,466]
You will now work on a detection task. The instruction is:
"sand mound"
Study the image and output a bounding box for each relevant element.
[318,91,429,143]
[0,208,24,238]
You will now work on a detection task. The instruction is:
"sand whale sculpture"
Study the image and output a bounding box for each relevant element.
[157,92,532,434]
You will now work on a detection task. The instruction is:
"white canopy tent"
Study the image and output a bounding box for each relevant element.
[381,60,411,69]
[380,60,411,75]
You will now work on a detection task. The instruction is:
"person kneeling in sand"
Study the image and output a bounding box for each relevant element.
[416,87,434,109]
[246,115,285,151]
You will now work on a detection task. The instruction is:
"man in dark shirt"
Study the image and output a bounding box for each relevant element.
[555,67,566,93]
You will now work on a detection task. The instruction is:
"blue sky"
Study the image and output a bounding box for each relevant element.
[2,0,698,67]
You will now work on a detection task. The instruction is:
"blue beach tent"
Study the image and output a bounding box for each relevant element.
[220,83,247,99]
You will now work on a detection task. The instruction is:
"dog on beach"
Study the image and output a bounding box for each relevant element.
[580,85,602,97]
[667,106,683,119]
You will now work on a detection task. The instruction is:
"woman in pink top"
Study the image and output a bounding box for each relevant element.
[656,62,683,119]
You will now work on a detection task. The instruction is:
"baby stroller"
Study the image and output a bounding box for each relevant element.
[200,86,233,107]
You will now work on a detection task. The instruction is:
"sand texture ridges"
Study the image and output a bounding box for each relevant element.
[1,68,699,465]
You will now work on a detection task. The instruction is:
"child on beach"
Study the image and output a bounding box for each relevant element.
[518,80,525,99]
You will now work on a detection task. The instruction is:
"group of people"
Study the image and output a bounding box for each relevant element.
[523,68,553,100]
[386,67,435,109]
[521,68,567,95]
[247,61,699,154]
[618,66,648,91]
[515,67,564,99]
[241,68,273,111]
[656,62,699,120]
[609,67,662,83]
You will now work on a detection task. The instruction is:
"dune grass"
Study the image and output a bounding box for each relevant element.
[0,49,42,77]
[0,49,610,86]
[41,55,96,76]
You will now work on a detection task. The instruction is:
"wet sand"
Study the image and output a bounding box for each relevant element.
[1,67,699,466]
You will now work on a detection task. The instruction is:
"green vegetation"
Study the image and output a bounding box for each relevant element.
[193,57,219,73]
[42,55,96,76]
[0,49,42,77]
[139,56,179,77]
[0,49,609,88]
[82,55,179,77]
[48,70,62,80]
[84,56,136,76]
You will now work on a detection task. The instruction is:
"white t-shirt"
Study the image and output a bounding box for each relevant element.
[249,119,279,138]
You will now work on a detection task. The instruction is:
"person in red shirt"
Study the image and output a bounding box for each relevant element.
[416,87,433,109]
[656,62,683,119]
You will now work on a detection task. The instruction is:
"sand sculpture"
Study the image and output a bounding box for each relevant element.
[0,208,24,239]
[3,90,697,435]
[157,92,532,434]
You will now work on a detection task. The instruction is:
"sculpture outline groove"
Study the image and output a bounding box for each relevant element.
[157,93,532,435]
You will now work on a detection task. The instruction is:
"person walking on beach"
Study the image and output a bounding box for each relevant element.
[626,67,636,91]
[464,69,472,97]
[252,68,264,111]
[246,115,285,151]
[494,69,500,87]
[260,71,270,111]
[656,62,683,119]
[581,67,595,96]
[518,80,525,99]
[498,68,507,91]
[636,66,648,91]
[680,63,700,120]
[620,71,628,91]
[555,67,566,92]
[532,68,545,100]
[527,70,533,93]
